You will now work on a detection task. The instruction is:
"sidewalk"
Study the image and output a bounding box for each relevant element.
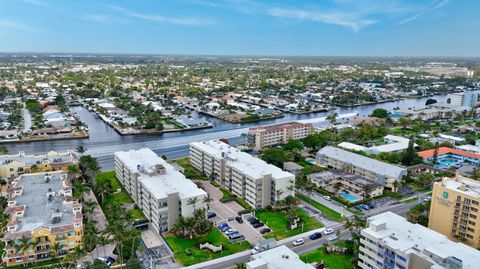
[83,188,108,232]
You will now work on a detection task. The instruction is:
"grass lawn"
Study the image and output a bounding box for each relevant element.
[128,208,145,220]
[256,208,323,240]
[164,229,250,266]
[220,188,233,200]
[96,170,122,190]
[297,194,343,221]
[173,158,208,180]
[107,192,133,204]
[300,246,354,269]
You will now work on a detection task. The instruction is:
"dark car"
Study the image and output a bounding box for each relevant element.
[309,232,322,240]
[207,210,216,218]
[246,216,256,222]
[253,222,265,228]
[235,216,244,223]
[260,228,271,234]
[249,218,259,225]
[365,202,375,209]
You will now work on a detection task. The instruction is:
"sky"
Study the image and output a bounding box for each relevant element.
[0,0,479,57]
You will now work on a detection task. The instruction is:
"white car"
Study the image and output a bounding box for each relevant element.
[327,235,338,241]
[423,196,432,202]
[225,228,237,235]
[323,228,335,235]
[323,195,332,201]
[292,238,304,246]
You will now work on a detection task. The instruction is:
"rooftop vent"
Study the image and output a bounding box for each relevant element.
[52,210,62,224]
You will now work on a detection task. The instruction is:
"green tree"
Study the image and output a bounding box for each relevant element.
[260,148,288,168]
[371,108,389,118]
[425,98,437,106]
[0,146,8,154]
[283,139,303,151]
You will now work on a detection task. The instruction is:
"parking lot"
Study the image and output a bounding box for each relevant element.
[199,181,264,245]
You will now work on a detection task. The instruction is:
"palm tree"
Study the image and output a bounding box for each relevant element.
[362,185,372,199]
[50,242,62,259]
[303,182,315,205]
[275,189,284,202]
[94,180,110,204]
[76,145,86,155]
[203,194,212,209]
[30,164,38,173]
[187,197,199,210]
[83,199,96,221]
[235,263,246,269]
[67,165,80,181]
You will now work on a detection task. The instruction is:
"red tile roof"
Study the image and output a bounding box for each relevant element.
[417,147,480,160]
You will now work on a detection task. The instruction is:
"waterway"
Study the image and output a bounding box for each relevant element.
[4,94,449,170]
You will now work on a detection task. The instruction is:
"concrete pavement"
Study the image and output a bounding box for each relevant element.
[83,189,108,232]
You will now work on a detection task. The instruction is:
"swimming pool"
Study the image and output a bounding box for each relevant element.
[306,159,316,164]
[339,192,359,202]
[435,156,463,169]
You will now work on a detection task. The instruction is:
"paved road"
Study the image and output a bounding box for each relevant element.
[185,224,346,269]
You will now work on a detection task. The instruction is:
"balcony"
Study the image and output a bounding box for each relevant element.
[384,259,395,269]
[384,251,396,260]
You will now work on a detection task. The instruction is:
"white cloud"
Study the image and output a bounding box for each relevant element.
[104,4,214,26]
[18,0,48,8]
[432,0,450,10]
[398,13,421,25]
[83,14,110,23]
[0,19,33,31]
[269,7,377,32]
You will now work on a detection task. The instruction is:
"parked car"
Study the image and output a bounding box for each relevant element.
[229,232,245,241]
[225,228,237,235]
[219,225,230,232]
[323,228,334,235]
[250,218,260,225]
[292,238,304,246]
[365,202,375,209]
[323,195,332,201]
[309,232,322,240]
[424,196,432,202]
[253,222,265,228]
[327,235,338,241]
[96,257,115,266]
[260,228,271,234]
[207,210,216,218]
[218,223,228,229]
[361,204,370,210]
[235,216,244,223]
[355,205,365,211]
[247,216,256,222]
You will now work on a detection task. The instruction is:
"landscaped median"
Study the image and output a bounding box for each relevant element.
[300,240,355,269]
[163,229,251,266]
[297,193,343,221]
[173,157,208,180]
[256,208,323,240]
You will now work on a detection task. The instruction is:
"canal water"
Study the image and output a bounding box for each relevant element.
[5,94,449,169]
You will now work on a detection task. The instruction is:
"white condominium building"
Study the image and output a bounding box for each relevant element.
[190,140,295,208]
[359,212,479,269]
[248,122,313,150]
[114,148,207,234]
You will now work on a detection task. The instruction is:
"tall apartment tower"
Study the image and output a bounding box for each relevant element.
[428,175,480,248]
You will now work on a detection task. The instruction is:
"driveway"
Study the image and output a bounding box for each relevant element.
[199,181,261,245]
[300,190,354,218]
[78,243,116,266]
[22,108,32,133]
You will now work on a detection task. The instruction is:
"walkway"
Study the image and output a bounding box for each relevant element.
[83,188,108,232]
[22,108,32,133]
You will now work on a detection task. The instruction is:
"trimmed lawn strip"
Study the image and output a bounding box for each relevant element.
[128,208,145,220]
[106,192,133,204]
[96,170,122,190]
[256,209,323,240]
[300,246,354,269]
[173,158,208,180]
[164,229,250,266]
[297,193,342,221]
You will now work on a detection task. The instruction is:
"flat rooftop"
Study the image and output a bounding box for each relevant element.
[248,245,314,269]
[316,146,406,179]
[308,170,383,188]
[191,140,294,180]
[8,172,76,233]
[439,175,480,198]
[364,212,479,269]
[0,151,76,166]
[115,148,206,200]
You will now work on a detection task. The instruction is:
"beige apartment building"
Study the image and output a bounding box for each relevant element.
[428,175,480,248]
[0,150,77,179]
[114,148,207,234]
[2,171,83,267]
[190,140,295,208]
[247,122,313,150]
